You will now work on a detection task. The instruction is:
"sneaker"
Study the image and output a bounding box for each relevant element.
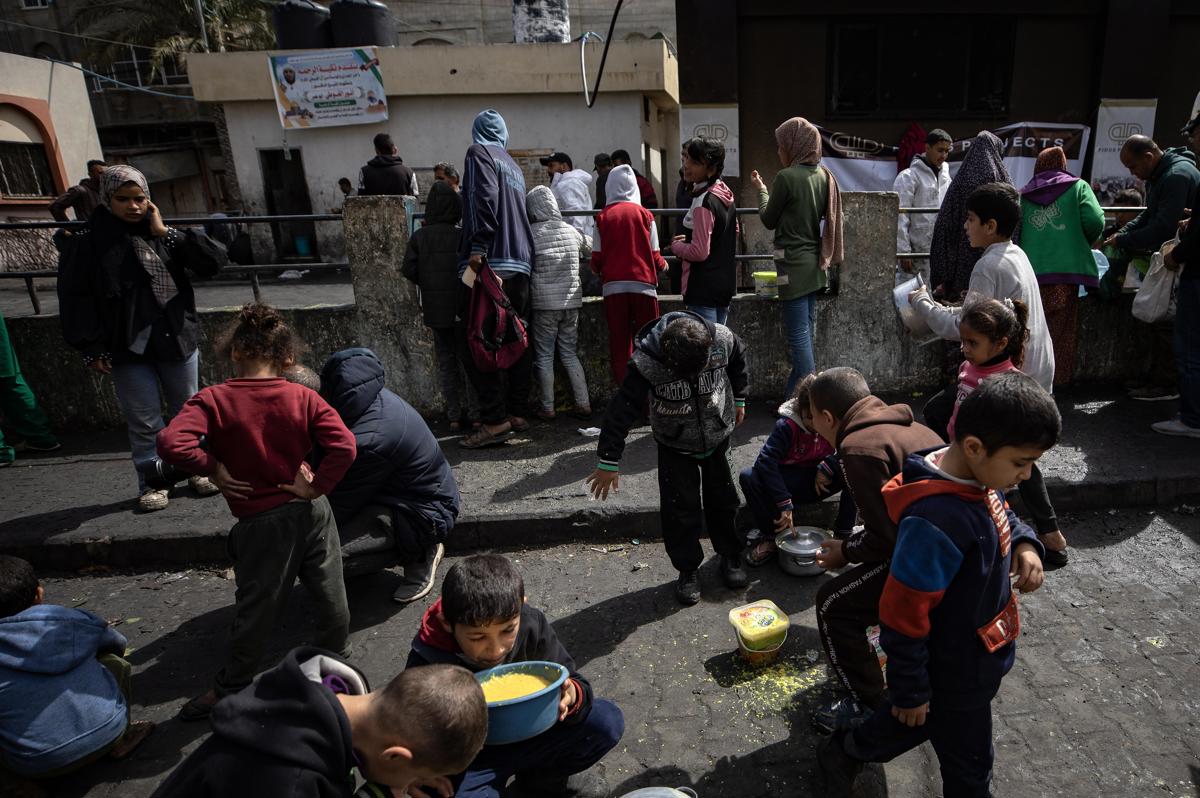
[811,696,872,734]
[138,489,169,512]
[675,569,700,606]
[817,731,864,798]
[1128,385,1180,401]
[189,475,221,497]
[14,439,60,453]
[392,542,445,604]
[719,555,749,589]
[1151,417,1200,438]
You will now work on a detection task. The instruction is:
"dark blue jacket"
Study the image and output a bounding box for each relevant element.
[878,449,1045,710]
[459,143,535,278]
[319,349,460,537]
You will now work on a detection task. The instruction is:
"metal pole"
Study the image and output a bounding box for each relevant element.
[194,0,210,52]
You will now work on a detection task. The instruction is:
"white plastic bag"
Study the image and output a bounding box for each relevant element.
[893,276,939,345]
[1131,237,1180,323]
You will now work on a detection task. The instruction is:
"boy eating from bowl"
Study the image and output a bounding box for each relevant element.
[819,372,1053,798]
[406,554,625,798]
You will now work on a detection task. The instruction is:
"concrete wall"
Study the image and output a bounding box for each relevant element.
[5,192,1154,431]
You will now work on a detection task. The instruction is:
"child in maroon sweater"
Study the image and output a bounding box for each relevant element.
[157,303,357,720]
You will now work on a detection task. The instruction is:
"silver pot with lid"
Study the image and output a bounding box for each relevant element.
[775,526,828,577]
[616,789,699,798]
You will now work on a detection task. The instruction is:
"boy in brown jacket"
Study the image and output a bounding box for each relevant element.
[807,367,942,733]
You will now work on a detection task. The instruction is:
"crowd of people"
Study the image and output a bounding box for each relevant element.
[0,103,1197,798]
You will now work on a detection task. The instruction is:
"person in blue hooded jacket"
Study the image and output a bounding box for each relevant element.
[319,348,461,604]
[458,109,538,449]
[0,555,153,778]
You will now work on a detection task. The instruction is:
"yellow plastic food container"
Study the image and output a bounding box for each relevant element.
[727,599,789,651]
[752,271,778,298]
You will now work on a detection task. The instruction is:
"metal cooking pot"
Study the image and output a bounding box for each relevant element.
[776,526,828,577]
[616,789,699,798]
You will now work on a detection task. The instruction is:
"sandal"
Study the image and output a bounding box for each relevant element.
[109,720,156,759]
[459,426,514,449]
[508,416,531,433]
[178,690,220,721]
[744,538,777,567]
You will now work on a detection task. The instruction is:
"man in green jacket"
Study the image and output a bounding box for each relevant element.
[1103,135,1200,402]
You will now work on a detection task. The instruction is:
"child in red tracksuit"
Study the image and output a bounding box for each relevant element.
[592,164,667,386]
[157,302,357,720]
[819,372,1054,798]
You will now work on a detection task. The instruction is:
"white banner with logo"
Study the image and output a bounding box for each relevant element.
[269,48,387,130]
[680,105,740,177]
[1090,99,1157,203]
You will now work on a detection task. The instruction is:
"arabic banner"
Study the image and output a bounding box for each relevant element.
[269,48,387,130]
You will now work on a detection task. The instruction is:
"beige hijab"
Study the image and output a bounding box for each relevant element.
[774,117,844,269]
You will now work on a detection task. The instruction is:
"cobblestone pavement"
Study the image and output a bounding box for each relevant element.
[13,508,1200,798]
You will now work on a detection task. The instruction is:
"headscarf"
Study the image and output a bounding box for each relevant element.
[472,109,508,148]
[100,164,150,208]
[96,164,178,314]
[1034,146,1068,175]
[604,164,639,205]
[774,116,844,268]
[928,131,1015,298]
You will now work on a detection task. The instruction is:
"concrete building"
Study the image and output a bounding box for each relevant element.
[0,52,102,216]
[187,39,680,262]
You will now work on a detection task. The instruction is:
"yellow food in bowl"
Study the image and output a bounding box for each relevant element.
[481,672,552,703]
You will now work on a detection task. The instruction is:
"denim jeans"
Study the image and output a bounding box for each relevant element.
[1176,278,1200,427]
[782,292,817,396]
[110,351,199,491]
[686,304,729,326]
[531,308,590,412]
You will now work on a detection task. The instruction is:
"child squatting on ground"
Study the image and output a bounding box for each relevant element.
[0,555,153,782]
[819,372,1056,798]
[149,648,488,798]
[587,311,750,606]
[738,373,858,567]
[406,554,625,798]
[156,302,358,720]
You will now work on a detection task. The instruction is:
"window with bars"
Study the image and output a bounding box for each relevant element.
[21,0,51,9]
[0,142,56,198]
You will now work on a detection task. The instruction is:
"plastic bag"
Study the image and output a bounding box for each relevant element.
[1131,237,1180,324]
[893,276,939,345]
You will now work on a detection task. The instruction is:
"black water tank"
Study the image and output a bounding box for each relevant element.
[331,0,395,47]
[273,0,333,49]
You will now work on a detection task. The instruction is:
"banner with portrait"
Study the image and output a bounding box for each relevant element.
[269,48,387,130]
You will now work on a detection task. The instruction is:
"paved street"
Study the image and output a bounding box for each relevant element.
[13,508,1200,798]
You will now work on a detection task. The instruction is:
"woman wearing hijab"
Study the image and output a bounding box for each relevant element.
[1019,146,1105,386]
[750,117,844,396]
[928,131,1015,301]
[57,165,227,511]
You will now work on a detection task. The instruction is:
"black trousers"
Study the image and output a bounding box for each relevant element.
[845,696,995,798]
[816,560,890,708]
[457,273,534,425]
[657,438,744,572]
[923,387,954,443]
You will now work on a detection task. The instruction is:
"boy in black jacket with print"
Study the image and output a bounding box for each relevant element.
[819,373,1053,798]
[406,554,624,798]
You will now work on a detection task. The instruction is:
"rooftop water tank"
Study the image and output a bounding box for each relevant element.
[331,0,395,48]
[273,0,333,50]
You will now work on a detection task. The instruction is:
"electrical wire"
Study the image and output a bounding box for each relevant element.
[0,17,156,50]
[46,58,196,100]
[580,0,625,109]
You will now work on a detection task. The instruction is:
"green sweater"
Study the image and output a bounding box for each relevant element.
[1019,178,1105,287]
[757,164,829,300]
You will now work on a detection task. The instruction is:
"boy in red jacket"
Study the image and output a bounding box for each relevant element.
[592,164,668,385]
[157,303,357,720]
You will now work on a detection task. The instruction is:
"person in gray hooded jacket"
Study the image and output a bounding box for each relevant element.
[527,185,593,420]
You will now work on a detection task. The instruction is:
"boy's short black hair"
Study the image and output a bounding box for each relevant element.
[0,555,38,618]
[434,162,459,181]
[337,177,353,187]
[966,182,1021,238]
[809,367,871,420]
[87,159,107,170]
[372,663,488,774]
[1113,187,1143,206]
[660,315,713,377]
[373,133,395,154]
[926,129,952,146]
[954,372,1061,453]
[441,554,524,627]
[610,149,632,165]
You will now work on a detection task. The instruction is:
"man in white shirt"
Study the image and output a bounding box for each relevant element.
[541,152,594,240]
[895,129,953,283]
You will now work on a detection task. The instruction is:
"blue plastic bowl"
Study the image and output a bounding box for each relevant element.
[474,661,568,745]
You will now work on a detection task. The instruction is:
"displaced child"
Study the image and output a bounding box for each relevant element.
[587,311,749,605]
[820,372,1054,798]
[0,555,153,778]
[151,648,487,798]
[592,164,668,386]
[157,302,357,720]
[403,180,479,430]
[407,554,625,798]
[807,367,942,732]
[912,183,1067,565]
[527,185,593,420]
[671,137,738,326]
[738,374,858,566]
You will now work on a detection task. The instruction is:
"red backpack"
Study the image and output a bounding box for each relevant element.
[467,259,529,372]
